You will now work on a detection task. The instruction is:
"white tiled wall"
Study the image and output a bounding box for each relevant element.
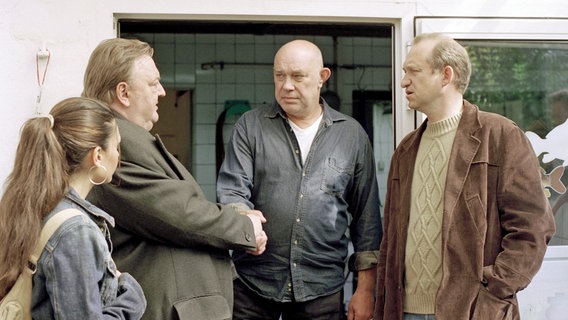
[128,32,392,202]
[126,29,391,316]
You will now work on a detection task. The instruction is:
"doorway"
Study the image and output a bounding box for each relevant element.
[150,88,193,170]
[119,20,395,313]
[119,20,394,200]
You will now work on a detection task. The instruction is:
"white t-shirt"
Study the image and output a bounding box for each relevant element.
[288,114,323,164]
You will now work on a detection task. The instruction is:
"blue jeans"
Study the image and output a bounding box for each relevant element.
[404,313,436,320]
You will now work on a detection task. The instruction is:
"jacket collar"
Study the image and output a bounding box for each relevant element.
[397,100,481,150]
[265,97,347,127]
[66,188,115,227]
[112,112,188,181]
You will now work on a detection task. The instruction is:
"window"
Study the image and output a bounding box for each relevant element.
[462,40,568,246]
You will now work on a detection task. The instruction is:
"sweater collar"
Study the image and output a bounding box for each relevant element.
[424,111,463,138]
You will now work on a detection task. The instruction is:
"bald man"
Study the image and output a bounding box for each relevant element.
[217,39,382,320]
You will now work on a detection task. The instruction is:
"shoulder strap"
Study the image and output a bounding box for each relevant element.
[28,208,84,268]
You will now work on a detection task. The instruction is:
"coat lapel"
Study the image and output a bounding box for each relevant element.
[154,133,189,181]
[443,101,482,230]
[395,125,425,235]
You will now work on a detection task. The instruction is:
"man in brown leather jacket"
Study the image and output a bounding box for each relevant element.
[375,33,555,320]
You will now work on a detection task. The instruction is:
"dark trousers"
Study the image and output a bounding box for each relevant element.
[233,278,345,320]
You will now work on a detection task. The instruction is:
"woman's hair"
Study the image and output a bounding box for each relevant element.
[414,33,472,94]
[0,97,116,297]
[83,38,154,105]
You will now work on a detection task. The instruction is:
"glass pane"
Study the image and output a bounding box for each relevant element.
[460,40,568,245]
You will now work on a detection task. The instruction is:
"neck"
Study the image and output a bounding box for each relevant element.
[69,174,93,199]
[288,105,323,129]
[426,94,463,123]
[110,102,128,121]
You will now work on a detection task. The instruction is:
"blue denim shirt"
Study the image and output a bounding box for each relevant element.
[31,189,146,319]
[217,100,382,302]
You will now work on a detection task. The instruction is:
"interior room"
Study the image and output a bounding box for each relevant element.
[119,20,395,203]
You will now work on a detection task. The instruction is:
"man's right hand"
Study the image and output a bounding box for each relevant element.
[244,210,268,255]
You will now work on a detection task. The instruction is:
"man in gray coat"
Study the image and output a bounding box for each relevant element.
[83,38,267,320]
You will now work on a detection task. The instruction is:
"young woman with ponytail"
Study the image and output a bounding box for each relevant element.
[0,97,146,319]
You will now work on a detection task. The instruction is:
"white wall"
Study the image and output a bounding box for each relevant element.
[1,0,114,184]
[3,0,568,187]
[4,0,566,186]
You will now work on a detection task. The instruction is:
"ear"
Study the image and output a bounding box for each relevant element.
[88,146,104,167]
[442,65,454,87]
[319,67,332,87]
[115,82,130,107]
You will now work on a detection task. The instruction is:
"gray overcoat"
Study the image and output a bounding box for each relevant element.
[89,115,257,320]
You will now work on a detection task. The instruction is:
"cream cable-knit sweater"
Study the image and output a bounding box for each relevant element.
[404,112,462,314]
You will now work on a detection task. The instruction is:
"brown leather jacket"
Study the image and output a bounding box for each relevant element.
[375,100,555,320]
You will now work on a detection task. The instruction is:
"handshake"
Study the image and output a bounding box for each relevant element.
[230,203,268,255]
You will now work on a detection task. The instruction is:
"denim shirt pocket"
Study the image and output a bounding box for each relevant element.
[100,254,119,305]
[320,157,354,196]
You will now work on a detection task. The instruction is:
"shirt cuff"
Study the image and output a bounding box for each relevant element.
[348,250,379,271]
[227,202,251,213]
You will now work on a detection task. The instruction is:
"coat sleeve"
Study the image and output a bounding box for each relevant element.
[374,145,402,320]
[484,123,556,299]
[88,120,257,252]
[347,129,382,271]
[216,116,255,210]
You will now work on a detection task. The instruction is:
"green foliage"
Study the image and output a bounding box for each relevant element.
[462,41,568,135]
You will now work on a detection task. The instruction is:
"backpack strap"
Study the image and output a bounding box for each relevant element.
[27,208,84,272]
